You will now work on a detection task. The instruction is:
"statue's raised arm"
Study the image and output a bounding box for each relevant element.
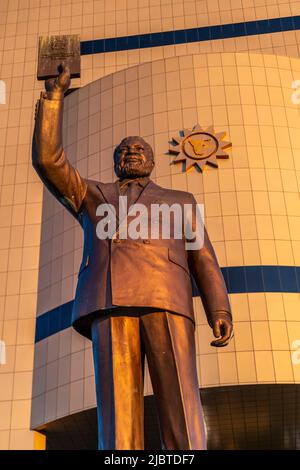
[32,63,87,219]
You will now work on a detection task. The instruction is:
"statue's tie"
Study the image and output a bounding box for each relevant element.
[124,180,141,209]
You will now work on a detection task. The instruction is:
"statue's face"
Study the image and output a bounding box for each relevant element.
[114,136,154,178]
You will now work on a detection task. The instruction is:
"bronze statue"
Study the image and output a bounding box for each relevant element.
[32,64,233,450]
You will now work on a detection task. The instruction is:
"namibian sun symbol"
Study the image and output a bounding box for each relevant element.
[169,124,232,172]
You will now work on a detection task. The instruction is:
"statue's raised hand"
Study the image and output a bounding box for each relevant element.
[45,63,71,98]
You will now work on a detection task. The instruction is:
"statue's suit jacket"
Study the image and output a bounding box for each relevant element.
[32,93,231,339]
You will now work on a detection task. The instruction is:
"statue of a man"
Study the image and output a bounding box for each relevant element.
[32,64,233,450]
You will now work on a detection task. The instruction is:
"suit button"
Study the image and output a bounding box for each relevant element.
[143,239,150,244]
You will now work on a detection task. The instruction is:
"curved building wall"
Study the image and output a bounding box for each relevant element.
[30,52,300,431]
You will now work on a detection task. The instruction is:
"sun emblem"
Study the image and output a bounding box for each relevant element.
[169,124,232,172]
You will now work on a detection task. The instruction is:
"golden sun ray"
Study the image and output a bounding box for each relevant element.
[168,125,232,173]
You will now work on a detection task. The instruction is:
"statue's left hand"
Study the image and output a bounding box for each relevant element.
[210,314,233,347]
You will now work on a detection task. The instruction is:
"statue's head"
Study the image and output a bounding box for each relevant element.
[114,136,154,179]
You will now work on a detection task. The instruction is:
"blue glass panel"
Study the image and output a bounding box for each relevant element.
[197,26,210,41]
[116,36,128,50]
[280,16,294,31]
[49,308,61,336]
[35,314,49,343]
[296,267,300,291]
[35,266,300,342]
[174,30,187,44]
[140,34,152,48]
[162,31,175,45]
[293,16,300,28]
[211,25,222,40]
[127,35,140,49]
[257,19,270,34]
[79,16,300,56]
[233,22,247,37]
[221,267,230,292]
[221,23,235,39]
[104,38,117,52]
[151,32,163,47]
[245,21,258,36]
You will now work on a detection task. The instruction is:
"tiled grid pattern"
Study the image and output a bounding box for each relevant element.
[29,53,300,430]
[0,0,299,449]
